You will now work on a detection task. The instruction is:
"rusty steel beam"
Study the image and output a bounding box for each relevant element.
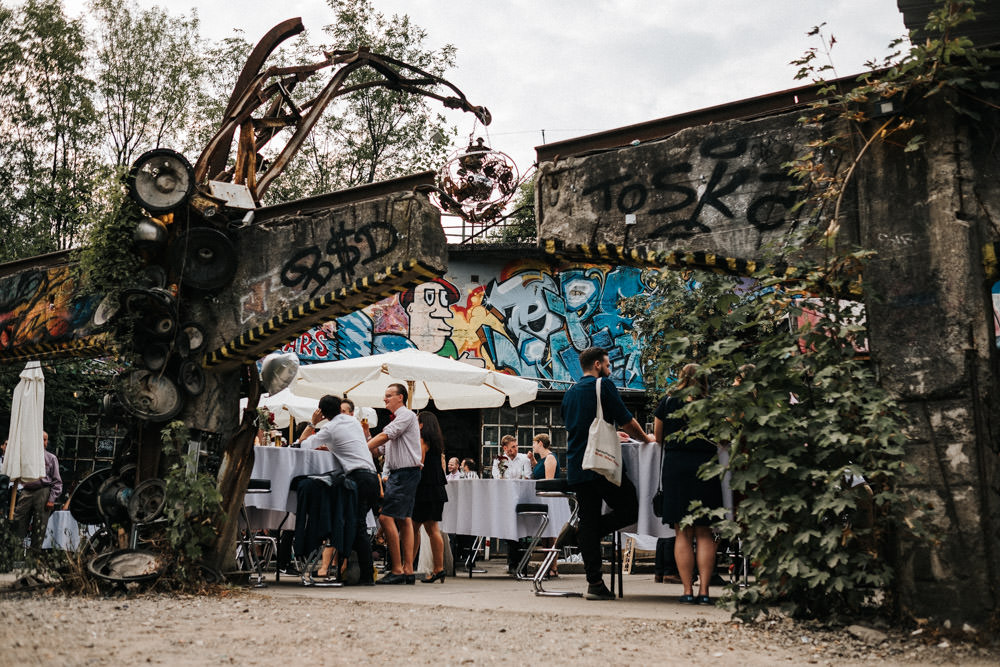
[534,73,867,163]
[203,17,305,181]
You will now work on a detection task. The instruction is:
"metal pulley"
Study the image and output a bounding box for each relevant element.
[69,468,114,525]
[117,369,183,422]
[87,549,164,584]
[169,227,238,291]
[96,475,133,525]
[121,287,179,341]
[176,322,207,358]
[177,360,205,396]
[90,293,121,329]
[128,479,167,524]
[128,148,194,213]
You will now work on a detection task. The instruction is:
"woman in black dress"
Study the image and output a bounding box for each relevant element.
[413,412,449,583]
[655,363,723,604]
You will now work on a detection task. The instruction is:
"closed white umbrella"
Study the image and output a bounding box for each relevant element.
[289,349,538,410]
[2,361,45,519]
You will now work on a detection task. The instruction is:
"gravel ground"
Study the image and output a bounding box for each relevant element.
[1,586,998,666]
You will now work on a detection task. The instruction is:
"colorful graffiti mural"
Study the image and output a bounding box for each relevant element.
[0,264,101,357]
[992,280,1000,349]
[282,259,656,389]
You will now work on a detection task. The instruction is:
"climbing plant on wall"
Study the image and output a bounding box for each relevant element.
[626,257,920,621]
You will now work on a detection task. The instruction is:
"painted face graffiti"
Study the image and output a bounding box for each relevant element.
[401,280,460,354]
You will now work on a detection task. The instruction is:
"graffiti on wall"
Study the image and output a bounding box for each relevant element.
[993,281,1000,349]
[282,260,656,389]
[0,265,100,353]
[580,133,798,239]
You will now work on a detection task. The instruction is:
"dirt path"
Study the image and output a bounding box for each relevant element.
[1,584,996,666]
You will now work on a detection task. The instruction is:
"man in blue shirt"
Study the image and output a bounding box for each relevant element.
[562,347,654,600]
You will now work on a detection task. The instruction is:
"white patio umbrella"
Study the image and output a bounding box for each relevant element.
[2,361,45,519]
[240,389,379,431]
[289,349,538,410]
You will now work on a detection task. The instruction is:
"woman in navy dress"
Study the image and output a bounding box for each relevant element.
[655,363,723,605]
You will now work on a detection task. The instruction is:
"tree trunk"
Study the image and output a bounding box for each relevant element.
[207,363,261,573]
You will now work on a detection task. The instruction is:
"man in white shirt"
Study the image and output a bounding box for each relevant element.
[491,434,532,479]
[491,434,533,574]
[299,394,380,584]
[367,383,422,585]
[445,457,462,481]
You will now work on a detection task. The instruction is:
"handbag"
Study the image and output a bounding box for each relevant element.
[582,377,623,486]
[652,440,664,518]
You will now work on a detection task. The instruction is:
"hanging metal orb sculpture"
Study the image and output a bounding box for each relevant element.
[433,138,519,224]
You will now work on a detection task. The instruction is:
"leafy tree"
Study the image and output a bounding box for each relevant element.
[493,177,537,244]
[91,0,205,166]
[317,0,457,187]
[0,0,99,262]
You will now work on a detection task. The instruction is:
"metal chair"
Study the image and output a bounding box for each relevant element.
[237,478,278,588]
[513,502,549,579]
[532,479,582,597]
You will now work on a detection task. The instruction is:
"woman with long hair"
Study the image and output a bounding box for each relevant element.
[654,362,723,604]
[414,412,449,583]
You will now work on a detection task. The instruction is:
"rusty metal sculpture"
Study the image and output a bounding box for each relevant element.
[86,18,494,582]
[193,17,490,208]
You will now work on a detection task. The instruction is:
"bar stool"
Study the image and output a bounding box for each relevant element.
[532,479,582,597]
[238,478,277,587]
[464,536,488,577]
[513,503,549,579]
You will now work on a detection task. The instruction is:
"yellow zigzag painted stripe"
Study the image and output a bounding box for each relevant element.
[203,259,441,367]
[0,334,112,364]
[540,238,861,295]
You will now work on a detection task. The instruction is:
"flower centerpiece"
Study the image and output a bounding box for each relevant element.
[494,448,508,478]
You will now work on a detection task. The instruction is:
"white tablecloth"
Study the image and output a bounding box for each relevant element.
[246,446,375,530]
[440,479,571,540]
[621,441,673,539]
[621,440,733,544]
[42,510,95,550]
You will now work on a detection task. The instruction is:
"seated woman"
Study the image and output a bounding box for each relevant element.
[530,433,560,577]
[530,433,559,480]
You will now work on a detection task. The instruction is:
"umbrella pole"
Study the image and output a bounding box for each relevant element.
[7,478,18,521]
[407,380,415,410]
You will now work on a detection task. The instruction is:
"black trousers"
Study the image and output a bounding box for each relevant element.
[347,469,380,584]
[570,474,638,584]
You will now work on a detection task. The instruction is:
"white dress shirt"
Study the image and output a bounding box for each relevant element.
[300,414,376,474]
[381,406,422,472]
[492,452,532,479]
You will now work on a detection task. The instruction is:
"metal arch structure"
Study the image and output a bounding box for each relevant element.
[194,17,491,203]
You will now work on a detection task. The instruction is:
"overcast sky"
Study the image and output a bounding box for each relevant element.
[61,0,909,173]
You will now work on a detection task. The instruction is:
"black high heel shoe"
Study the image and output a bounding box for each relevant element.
[421,569,446,583]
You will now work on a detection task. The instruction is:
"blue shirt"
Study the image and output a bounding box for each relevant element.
[561,375,633,484]
[531,454,561,480]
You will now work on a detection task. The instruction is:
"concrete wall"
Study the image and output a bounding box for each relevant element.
[536,100,1000,626]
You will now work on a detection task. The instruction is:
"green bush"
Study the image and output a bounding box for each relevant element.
[624,259,923,621]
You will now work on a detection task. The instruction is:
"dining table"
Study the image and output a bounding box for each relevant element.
[42,510,95,550]
[245,445,375,530]
[440,478,571,540]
